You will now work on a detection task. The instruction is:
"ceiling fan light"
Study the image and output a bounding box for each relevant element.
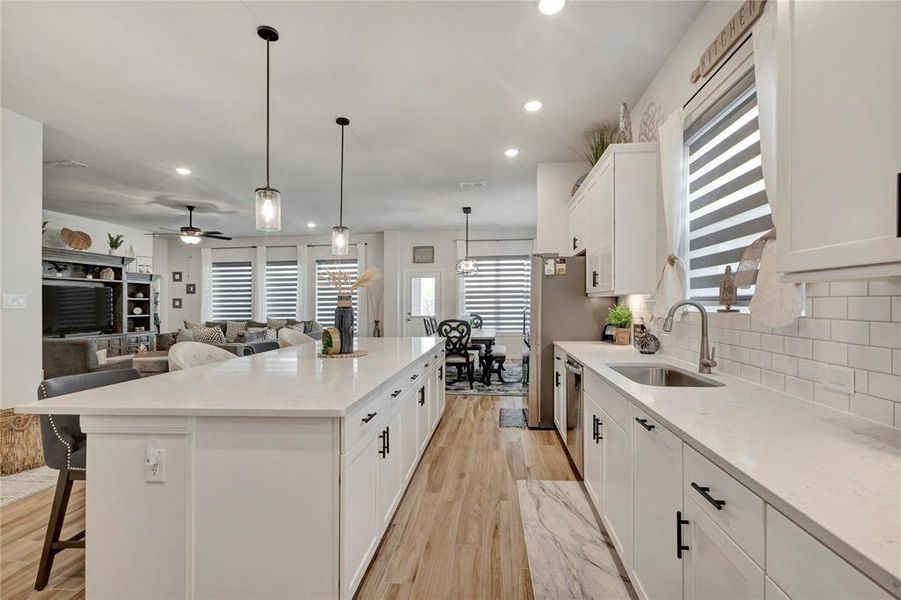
[180,234,202,245]
[255,187,281,232]
[331,226,349,256]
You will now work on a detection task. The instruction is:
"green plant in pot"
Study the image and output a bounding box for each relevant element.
[107,233,125,255]
[606,303,633,346]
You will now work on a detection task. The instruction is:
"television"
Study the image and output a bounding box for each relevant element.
[43,284,115,336]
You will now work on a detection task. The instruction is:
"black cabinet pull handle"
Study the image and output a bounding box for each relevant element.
[425,362,430,368]
[378,429,387,458]
[635,417,655,431]
[676,510,690,559]
[596,418,603,442]
[385,425,390,455]
[691,482,726,510]
[410,373,419,380]
[592,271,599,287]
[573,236,577,251]
[362,412,377,423]
[439,366,443,380]
[555,371,560,387]
[391,389,402,397]
[592,415,598,441]
[419,387,425,406]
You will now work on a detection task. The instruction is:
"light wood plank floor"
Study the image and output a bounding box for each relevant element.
[0,394,575,600]
[356,394,576,600]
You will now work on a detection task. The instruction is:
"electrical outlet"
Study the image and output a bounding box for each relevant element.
[144,443,166,483]
[2,294,26,309]
[819,364,854,395]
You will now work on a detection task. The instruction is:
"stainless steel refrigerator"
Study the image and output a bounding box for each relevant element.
[527,255,615,429]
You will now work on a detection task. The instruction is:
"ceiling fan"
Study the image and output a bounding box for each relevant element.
[147,205,232,245]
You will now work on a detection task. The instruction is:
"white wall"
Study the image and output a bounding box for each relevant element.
[536,161,590,256]
[42,209,154,258]
[1,109,44,408]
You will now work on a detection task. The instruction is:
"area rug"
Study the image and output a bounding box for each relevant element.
[518,480,635,600]
[1,466,57,508]
[445,361,528,396]
[500,407,528,428]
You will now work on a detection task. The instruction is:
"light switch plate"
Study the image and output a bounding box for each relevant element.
[144,443,166,483]
[819,364,854,395]
[2,293,26,309]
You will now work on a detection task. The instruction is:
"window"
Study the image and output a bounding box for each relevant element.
[685,72,772,309]
[315,258,358,329]
[211,261,253,320]
[266,260,298,319]
[410,276,436,317]
[463,255,531,333]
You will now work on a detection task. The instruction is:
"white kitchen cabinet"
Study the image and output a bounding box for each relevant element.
[553,353,566,438]
[765,506,893,600]
[776,0,901,278]
[400,386,419,484]
[682,496,764,600]
[601,410,631,567]
[631,405,683,600]
[341,433,380,598]
[377,403,404,530]
[434,360,446,421]
[569,143,658,295]
[583,391,604,508]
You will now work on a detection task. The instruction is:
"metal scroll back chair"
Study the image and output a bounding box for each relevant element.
[34,368,142,590]
[423,316,439,336]
[438,319,477,389]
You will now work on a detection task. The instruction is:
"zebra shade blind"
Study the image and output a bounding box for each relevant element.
[315,258,358,330]
[463,255,531,333]
[211,261,253,320]
[686,76,772,309]
[266,260,298,319]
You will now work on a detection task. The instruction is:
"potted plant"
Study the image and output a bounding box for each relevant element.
[107,233,125,255]
[606,303,633,346]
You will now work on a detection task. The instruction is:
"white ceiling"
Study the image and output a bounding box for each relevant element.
[2,1,702,236]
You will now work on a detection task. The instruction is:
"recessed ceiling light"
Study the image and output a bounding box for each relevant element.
[504,148,520,158]
[307,221,316,228]
[538,0,565,15]
[175,167,191,175]
[524,100,543,112]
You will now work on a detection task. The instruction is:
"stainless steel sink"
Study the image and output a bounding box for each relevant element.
[608,364,724,388]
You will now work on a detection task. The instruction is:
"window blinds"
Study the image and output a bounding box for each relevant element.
[210,262,253,320]
[463,255,531,333]
[265,260,298,319]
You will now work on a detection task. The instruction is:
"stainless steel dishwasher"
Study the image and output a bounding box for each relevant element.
[564,357,583,478]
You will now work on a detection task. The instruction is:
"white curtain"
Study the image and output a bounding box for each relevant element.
[296,245,306,320]
[200,247,213,321]
[252,245,268,322]
[356,242,368,335]
[651,110,689,327]
[749,1,805,328]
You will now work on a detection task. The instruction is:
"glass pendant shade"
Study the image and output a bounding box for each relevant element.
[331,226,349,256]
[255,187,281,232]
[455,258,478,277]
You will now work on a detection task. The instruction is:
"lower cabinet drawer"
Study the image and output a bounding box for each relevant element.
[765,506,892,600]
[683,444,765,565]
[343,391,388,453]
[584,369,629,428]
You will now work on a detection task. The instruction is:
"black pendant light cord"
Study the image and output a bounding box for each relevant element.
[339,122,345,228]
[465,211,469,258]
[265,38,270,188]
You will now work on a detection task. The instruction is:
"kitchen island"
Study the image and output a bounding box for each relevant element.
[17,337,447,600]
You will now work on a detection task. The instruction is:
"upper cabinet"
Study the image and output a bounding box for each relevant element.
[568,143,659,296]
[776,0,901,279]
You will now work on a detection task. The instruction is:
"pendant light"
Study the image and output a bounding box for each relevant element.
[455,207,478,277]
[254,25,281,232]
[331,117,350,255]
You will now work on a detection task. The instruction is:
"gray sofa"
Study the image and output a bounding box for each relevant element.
[42,338,135,379]
[157,319,323,356]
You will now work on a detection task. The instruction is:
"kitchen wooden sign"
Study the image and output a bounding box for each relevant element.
[690,0,766,83]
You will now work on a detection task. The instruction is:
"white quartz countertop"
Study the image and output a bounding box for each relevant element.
[17,337,444,418]
[554,341,901,597]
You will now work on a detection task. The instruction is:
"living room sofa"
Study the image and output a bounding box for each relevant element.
[156,319,323,356]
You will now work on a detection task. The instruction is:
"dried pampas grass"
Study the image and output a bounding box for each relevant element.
[323,266,381,294]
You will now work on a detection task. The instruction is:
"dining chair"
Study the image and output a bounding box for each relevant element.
[167,342,236,371]
[438,319,477,389]
[35,368,142,590]
[467,314,486,366]
[423,316,438,336]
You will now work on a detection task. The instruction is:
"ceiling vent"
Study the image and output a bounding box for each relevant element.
[43,159,91,168]
[458,181,485,189]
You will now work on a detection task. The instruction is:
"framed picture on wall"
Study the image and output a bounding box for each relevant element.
[412,246,434,264]
[172,298,182,309]
[186,283,196,295]
[172,271,183,282]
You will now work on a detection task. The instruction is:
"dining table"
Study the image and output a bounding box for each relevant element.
[469,327,498,384]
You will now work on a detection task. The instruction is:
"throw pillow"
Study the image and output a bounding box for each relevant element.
[288,323,306,332]
[176,328,195,343]
[206,321,228,336]
[225,320,248,343]
[267,318,288,330]
[184,320,203,330]
[191,325,226,345]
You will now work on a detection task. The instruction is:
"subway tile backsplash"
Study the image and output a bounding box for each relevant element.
[625,278,901,428]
